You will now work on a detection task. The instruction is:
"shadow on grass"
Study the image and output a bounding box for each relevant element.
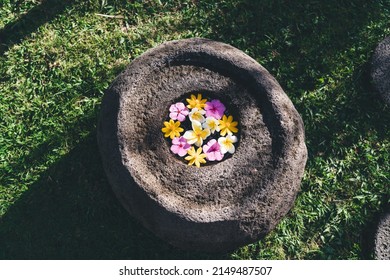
[0,131,227,259]
[205,0,384,89]
[0,0,77,56]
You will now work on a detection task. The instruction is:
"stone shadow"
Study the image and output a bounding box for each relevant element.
[0,131,227,259]
[0,0,75,56]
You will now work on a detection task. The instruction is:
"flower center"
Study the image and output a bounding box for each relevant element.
[209,144,219,152]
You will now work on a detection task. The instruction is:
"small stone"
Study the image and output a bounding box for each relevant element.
[371,36,390,105]
[97,38,308,252]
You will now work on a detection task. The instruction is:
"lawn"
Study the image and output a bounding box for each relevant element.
[0,0,389,259]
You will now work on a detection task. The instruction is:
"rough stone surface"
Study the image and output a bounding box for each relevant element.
[97,38,308,252]
[375,211,390,260]
[371,36,390,105]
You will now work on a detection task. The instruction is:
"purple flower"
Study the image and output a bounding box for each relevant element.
[205,99,226,120]
[202,139,224,161]
[169,102,189,122]
[170,136,191,157]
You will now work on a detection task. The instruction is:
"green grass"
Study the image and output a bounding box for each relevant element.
[0,0,389,259]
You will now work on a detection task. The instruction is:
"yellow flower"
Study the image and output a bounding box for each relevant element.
[218,135,238,154]
[186,93,207,110]
[183,120,210,147]
[185,147,207,168]
[218,115,238,136]
[161,119,184,139]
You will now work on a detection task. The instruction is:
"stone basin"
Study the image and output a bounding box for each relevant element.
[97,38,307,252]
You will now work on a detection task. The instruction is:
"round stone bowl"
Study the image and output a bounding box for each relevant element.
[97,38,307,252]
[371,36,390,105]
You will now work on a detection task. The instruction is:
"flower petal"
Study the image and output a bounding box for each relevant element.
[176,102,185,110]
[183,131,197,144]
[169,112,178,120]
[227,144,235,154]
[170,145,180,154]
[220,128,227,136]
[207,152,216,161]
[177,114,186,122]
[229,135,238,143]
[191,120,202,131]
[194,138,203,147]
[169,104,177,112]
[178,148,188,157]
[229,127,238,134]
[215,152,224,161]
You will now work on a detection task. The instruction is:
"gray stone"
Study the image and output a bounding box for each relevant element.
[371,36,390,105]
[97,38,307,252]
[375,211,390,260]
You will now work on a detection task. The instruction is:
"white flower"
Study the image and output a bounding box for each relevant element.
[189,108,206,123]
[203,117,220,134]
[183,120,211,147]
[218,135,238,154]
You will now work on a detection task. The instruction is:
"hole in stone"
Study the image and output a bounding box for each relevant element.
[162,91,241,167]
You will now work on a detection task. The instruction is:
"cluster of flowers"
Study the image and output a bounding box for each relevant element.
[161,93,239,167]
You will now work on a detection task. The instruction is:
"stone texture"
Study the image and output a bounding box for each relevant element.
[97,38,307,252]
[375,211,390,260]
[371,36,390,105]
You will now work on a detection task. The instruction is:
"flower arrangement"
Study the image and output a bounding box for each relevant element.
[162,93,239,167]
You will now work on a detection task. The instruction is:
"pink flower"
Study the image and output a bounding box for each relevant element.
[202,139,224,161]
[170,136,191,157]
[169,102,189,122]
[205,99,226,120]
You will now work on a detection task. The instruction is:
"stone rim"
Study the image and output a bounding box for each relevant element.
[98,38,307,251]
